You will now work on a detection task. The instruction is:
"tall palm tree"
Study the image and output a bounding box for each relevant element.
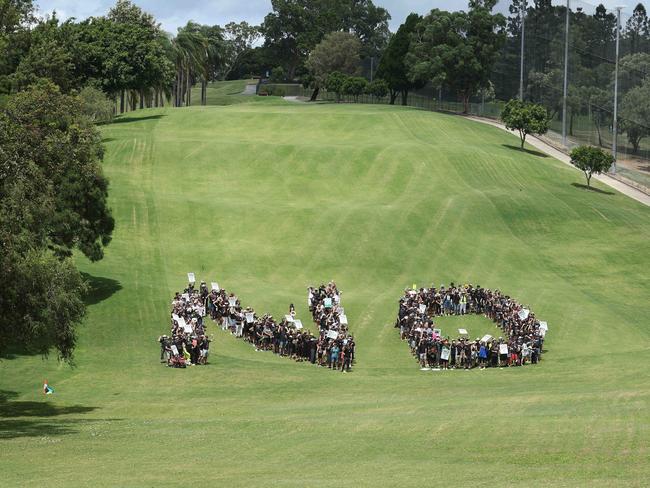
[170,23,209,107]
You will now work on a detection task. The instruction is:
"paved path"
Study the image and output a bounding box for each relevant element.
[241,84,257,95]
[466,115,650,207]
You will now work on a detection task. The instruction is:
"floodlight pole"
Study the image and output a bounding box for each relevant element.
[611,6,623,174]
[519,0,526,100]
[562,0,570,147]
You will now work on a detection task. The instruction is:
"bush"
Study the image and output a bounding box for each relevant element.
[366,79,389,100]
[78,86,114,124]
[570,145,615,187]
[501,99,549,148]
[342,76,368,102]
[269,66,286,83]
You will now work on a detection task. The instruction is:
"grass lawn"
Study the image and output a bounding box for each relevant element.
[1,83,649,487]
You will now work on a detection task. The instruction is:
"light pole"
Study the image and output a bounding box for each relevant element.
[611,6,623,174]
[520,0,527,100]
[562,0,570,147]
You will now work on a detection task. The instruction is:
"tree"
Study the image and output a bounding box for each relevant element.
[570,145,615,187]
[619,79,650,154]
[342,76,368,102]
[325,71,348,102]
[0,81,114,360]
[305,31,361,101]
[406,1,506,113]
[221,21,261,80]
[617,53,650,94]
[501,99,549,148]
[625,3,649,54]
[375,13,422,105]
[78,85,115,124]
[366,78,389,101]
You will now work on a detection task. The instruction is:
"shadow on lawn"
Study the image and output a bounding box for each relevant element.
[112,114,165,125]
[0,390,110,440]
[82,273,122,306]
[571,182,616,195]
[501,143,549,158]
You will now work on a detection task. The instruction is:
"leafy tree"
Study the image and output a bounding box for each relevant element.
[617,53,650,93]
[619,79,650,153]
[0,81,114,360]
[0,0,35,90]
[10,36,75,92]
[78,85,115,124]
[375,13,422,105]
[407,1,506,113]
[366,79,389,101]
[570,145,615,187]
[269,66,286,83]
[221,21,262,80]
[625,3,649,54]
[501,99,549,148]
[325,71,348,102]
[305,31,361,101]
[342,76,368,102]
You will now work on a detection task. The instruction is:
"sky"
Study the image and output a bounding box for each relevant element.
[36,0,628,35]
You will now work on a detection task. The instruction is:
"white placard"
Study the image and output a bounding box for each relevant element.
[441,348,450,361]
[339,314,348,325]
[228,297,237,307]
[337,307,345,315]
[481,334,492,343]
[211,282,220,291]
[171,345,179,356]
[499,344,509,355]
[539,321,548,331]
[539,328,547,337]
[176,316,187,329]
[458,328,468,335]
[334,294,340,304]
[419,304,427,313]
[324,298,332,308]
[187,273,196,283]
[285,314,294,323]
[327,330,338,340]
[518,309,530,320]
[181,293,190,301]
[245,312,254,323]
[172,313,180,322]
[293,320,303,329]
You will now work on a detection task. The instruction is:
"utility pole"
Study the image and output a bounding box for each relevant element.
[562,0,570,147]
[611,6,623,174]
[520,0,526,100]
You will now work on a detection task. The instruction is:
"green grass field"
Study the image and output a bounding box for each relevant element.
[1,83,650,487]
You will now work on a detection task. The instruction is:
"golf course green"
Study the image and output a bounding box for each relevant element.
[1,81,649,487]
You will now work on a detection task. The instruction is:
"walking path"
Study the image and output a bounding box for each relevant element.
[466,115,650,207]
[241,83,257,95]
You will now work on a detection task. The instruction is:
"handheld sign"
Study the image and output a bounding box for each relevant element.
[419,304,427,314]
[334,294,341,304]
[539,321,548,331]
[441,347,450,361]
[327,330,338,340]
[337,307,345,315]
[245,312,254,324]
[499,343,509,355]
[458,328,468,335]
[481,334,492,343]
[324,298,332,308]
[339,314,348,326]
[285,314,295,323]
[293,320,303,329]
[228,297,237,307]
[211,282,220,291]
[187,273,196,283]
[518,309,530,320]
[171,345,179,356]
[172,313,180,323]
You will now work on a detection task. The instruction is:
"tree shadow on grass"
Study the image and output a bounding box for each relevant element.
[0,390,114,439]
[501,144,549,158]
[571,182,615,195]
[112,114,166,125]
[82,273,122,306]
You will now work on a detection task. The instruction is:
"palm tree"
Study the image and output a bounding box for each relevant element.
[170,23,209,107]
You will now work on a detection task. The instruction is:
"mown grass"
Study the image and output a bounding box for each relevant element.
[1,84,649,487]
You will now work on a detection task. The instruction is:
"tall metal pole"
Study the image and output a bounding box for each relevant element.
[612,7,622,173]
[562,0,570,147]
[519,0,526,100]
[370,56,374,83]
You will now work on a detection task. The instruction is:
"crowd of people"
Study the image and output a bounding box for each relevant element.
[396,283,548,370]
[160,279,355,372]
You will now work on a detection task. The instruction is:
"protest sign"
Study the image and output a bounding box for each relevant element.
[293,320,303,329]
[539,321,548,331]
[285,315,294,323]
[181,293,190,301]
[228,297,236,307]
[481,334,493,343]
[187,273,195,283]
[419,304,427,314]
[518,309,530,320]
[327,330,338,340]
[441,348,450,361]
[172,313,180,322]
[458,328,468,335]
[245,313,254,324]
[211,282,219,291]
[334,294,340,304]
[171,345,179,356]
[324,298,332,308]
[337,307,345,315]
[339,314,348,325]
[499,344,509,355]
